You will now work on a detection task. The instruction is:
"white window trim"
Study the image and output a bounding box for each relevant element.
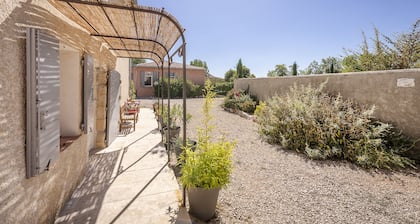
[144,72,153,87]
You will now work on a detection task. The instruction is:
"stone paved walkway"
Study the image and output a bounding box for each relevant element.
[55,108,181,224]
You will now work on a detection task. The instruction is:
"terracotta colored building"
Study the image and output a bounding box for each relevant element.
[132,61,207,98]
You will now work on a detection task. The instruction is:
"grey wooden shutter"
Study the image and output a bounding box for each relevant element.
[140,71,144,86]
[26,28,60,177]
[153,72,159,84]
[106,70,121,146]
[83,53,95,150]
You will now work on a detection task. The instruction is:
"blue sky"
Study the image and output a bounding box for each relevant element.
[140,0,420,77]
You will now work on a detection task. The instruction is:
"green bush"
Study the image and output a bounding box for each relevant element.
[154,78,203,98]
[256,81,416,169]
[223,89,257,114]
[214,82,233,96]
[180,80,235,189]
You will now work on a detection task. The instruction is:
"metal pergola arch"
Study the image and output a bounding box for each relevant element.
[50,0,188,206]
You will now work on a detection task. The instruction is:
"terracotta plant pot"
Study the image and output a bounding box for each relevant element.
[188,187,220,221]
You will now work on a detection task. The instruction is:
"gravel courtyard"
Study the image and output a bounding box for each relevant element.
[150,98,420,223]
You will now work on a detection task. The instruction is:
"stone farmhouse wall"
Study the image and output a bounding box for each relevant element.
[0,1,118,223]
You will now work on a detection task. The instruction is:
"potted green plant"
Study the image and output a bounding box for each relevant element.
[180,80,236,221]
[161,104,191,142]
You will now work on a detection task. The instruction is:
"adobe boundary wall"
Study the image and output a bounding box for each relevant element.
[235,69,420,159]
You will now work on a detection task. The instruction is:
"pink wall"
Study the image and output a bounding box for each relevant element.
[132,66,206,98]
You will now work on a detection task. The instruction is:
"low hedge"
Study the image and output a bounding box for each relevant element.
[154,78,203,98]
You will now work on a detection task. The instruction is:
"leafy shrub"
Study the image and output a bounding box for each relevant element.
[224,89,257,114]
[214,82,233,96]
[180,80,235,189]
[256,81,416,169]
[154,78,203,98]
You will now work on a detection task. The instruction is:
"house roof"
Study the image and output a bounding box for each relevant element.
[49,0,185,65]
[133,61,205,70]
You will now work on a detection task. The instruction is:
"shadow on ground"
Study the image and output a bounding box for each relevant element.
[55,131,167,223]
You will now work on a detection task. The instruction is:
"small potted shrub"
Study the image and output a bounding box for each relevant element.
[161,104,191,142]
[180,80,236,221]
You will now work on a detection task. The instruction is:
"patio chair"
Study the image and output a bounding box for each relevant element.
[120,106,136,132]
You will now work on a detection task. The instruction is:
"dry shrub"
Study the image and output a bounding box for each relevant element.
[255,81,416,169]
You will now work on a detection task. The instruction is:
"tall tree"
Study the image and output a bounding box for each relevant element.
[291,62,298,76]
[236,58,244,78]
[226,59,254,81]
[190,59,209,73]
[267,64,288,77]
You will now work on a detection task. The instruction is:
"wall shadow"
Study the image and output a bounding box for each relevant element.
[55,138,165,223]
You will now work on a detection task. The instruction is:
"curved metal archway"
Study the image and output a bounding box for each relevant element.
[51,0,189,206]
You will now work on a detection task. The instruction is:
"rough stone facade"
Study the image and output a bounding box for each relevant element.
[235,69,420,160]
[95,67,109,149]
[0,1,118,223]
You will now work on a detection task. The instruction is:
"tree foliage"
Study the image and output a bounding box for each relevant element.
[224,69,236,82]
[236,58,244,78]
[190,59,209,73]
[343,19,420,72]
[225,59,254,81]
[301,57,342,75]
[131,58,146,65]
[321,57,342,73]
[242,65,255,78]
[267,64,288,77]
[302,60,323,75]
[384,19,420,69]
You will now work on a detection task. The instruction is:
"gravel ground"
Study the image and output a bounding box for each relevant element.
[144,98,420,224]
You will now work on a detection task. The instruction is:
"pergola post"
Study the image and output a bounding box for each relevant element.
[181,44,187,207]
[167,58,171,151]
[159,63,163,142]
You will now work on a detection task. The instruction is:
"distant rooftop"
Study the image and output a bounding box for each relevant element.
[133,61,205,70]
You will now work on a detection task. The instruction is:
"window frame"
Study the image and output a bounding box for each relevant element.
[143,72,153,87]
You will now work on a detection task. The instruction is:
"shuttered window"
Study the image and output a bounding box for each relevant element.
[26,28,60,177]
[106,70,121,146]
[83,54,95,151]
[143,72,153,87]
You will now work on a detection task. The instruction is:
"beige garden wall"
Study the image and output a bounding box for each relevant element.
[235,69,420,159]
